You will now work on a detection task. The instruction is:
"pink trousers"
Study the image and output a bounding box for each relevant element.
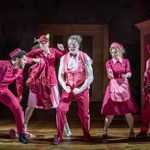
[0,88,24,134]
[56,89,90,139]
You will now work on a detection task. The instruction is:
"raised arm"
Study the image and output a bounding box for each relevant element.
[55,44,67,59]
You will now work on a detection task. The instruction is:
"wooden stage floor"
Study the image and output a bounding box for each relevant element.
[0,119,150,150]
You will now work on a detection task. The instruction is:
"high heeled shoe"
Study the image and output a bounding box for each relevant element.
[128,131,135,140]
[102,133,108,139]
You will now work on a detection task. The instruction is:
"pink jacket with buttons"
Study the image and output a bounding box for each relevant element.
[26,48,66,85]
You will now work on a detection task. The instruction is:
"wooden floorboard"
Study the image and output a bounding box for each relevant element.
[0,119,150,150]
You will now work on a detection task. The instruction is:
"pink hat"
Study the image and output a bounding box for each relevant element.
[38,35,49,43]
[110,42,123,50]
[9,48,21,58]
[33,33,50,43]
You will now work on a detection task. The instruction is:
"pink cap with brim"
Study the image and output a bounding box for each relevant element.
[110,42,123,50]
[39,35,48,43]
[9,48,21,58]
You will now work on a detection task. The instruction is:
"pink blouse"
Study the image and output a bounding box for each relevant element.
[106,58,131,79]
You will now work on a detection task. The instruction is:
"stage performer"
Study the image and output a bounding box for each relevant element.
[0,48,29,144]
[53,35,93,144]
[101,42,138,140]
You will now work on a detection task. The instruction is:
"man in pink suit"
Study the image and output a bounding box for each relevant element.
[136,44,150,139]
[0,48,29,144]
[53,35,94,145]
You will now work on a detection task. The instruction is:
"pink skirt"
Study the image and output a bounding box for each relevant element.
[101,85,138,116]
[27,85,60,109]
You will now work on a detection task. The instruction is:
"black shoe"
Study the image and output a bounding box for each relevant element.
[102,133,108,139]
[128,131,135,140]
[136,132,147,139]
[52,137,62,145]
[19,135,30,144]
[84,134,92,142]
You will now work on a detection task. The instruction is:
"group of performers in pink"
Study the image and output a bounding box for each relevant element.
[0,33,150,144]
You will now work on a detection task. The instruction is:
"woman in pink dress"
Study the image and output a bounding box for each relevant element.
[25,34,72,137]
[101,42,138,139]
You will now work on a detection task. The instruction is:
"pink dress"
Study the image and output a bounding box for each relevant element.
[101,58,138,116]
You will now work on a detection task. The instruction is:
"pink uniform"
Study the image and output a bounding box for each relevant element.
[101,58,138,116]
[26,48,66,109]
[140,59,150,132]
[0,61,25,134]
[56,51,91,140]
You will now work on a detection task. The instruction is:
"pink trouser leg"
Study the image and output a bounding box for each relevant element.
[140,100,150,133]
[0,89,25,134]
[56,89,90,139]
[76,89,90,137]
[56,91,72,139]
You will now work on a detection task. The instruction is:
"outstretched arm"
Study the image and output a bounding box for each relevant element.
[26,49,41,64]
[55,44,67,59]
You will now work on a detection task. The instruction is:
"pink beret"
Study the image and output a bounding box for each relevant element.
[110,42,123,50]
[9,48,21,58]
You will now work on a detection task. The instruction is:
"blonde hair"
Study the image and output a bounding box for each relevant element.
[109,47,125,56]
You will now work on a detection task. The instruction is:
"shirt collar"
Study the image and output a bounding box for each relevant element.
[112,58,123,64]
[43,49,50,57]
[45,49,50,54]
[69,51,79,58]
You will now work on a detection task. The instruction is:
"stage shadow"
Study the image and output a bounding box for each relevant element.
[1,130,150,145]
